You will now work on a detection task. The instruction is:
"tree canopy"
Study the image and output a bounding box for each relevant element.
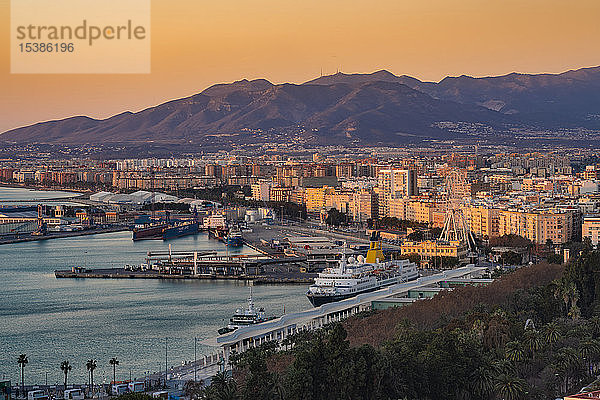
[197,252,600,400]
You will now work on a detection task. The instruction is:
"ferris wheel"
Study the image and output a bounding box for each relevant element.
[439,170,477,254]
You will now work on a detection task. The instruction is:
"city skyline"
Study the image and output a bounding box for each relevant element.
[3,1,600,398]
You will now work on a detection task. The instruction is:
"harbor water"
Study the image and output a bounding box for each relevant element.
[0,188,309,385]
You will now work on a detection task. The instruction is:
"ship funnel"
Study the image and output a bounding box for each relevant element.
[366,231,385,264]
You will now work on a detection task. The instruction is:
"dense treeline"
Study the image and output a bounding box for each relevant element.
[191,252,600,400]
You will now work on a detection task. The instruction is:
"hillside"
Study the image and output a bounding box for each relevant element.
[2,66,600,146]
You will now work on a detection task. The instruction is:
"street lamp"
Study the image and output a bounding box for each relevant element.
[164,337,168,388]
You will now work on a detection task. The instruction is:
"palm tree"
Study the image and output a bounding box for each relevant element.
[60,361,72,390]
[86,359,97,395]
[554,281,581,320]
[553,347,584,394]
[543,322,561,348]
[17,354,28,396]
[579,339,600,375]
[523,331,542,359]
[504,341,525,363]
[492,359,516,376]
[209,371,237,400]
[589,316,600,338]
[470,365,494,398]
[494,374,528,400]
[109,358,119,384]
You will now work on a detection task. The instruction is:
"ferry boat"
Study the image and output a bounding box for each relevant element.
[225,228,243,247]
[218,288,275,335]
[306,232,419,307]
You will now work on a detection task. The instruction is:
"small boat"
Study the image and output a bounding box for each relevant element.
[218,288,275,335]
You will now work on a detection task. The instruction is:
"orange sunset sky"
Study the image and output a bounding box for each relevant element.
[1,0,599,134]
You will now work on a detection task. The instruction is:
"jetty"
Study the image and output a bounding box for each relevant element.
[54,250,314,284]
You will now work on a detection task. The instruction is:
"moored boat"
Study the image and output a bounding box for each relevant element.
[132,223,167,241]
[218,288,276,335]
[306,232,419,307]
[162,220,199,240]
[225,228,243,247]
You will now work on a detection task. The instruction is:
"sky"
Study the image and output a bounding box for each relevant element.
[1,0,599,134]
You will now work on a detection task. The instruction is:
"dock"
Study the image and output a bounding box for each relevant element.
[0,225,129,245]
[54,251,315,284]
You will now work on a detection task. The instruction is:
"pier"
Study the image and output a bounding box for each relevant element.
[54,251,315,284]
[0,225,129,245]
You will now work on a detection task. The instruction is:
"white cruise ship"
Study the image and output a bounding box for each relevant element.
[306,232,419,307]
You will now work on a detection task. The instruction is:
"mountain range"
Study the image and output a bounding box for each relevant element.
[3,65,600,146]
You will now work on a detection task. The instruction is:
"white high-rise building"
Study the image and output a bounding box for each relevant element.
[377,169,417,217]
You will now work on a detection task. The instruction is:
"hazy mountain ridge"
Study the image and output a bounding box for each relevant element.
[2,66,600,145]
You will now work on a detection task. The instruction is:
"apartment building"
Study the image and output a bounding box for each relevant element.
[251,182,271,202]
[269,187,292,203]
[387,198,443,226]
[377,169,417,217]
[583,216,600,246]
[463,205,500,238]
[400,240,468,266]
[498,208,574,244]
[349,190,377,222]
[305,186,335,213]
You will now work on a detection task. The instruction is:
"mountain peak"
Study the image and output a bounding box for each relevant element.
[3,65,600,147]
[201,78,273,96]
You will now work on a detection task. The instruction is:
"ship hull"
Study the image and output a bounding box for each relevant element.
[306,275,417,307]
[162,222,199,240]
[226,237,243,247]
[132,224,167,241]
[307,293,353,307]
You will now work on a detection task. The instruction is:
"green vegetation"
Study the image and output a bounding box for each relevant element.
[325,208,350,226]
[489,234,533,249]
[194,250,600,399]
[60,360,71,389]
[177,186,250,203]
[500,250,523,266]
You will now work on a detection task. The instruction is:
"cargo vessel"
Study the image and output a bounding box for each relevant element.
[162,220,199,240]
[132,223,168,241]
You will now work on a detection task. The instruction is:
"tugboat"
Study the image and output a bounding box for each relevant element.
[306,232,420,307]
[217,288,276,335]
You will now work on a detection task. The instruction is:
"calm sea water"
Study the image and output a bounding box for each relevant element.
[0,188,308,385]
